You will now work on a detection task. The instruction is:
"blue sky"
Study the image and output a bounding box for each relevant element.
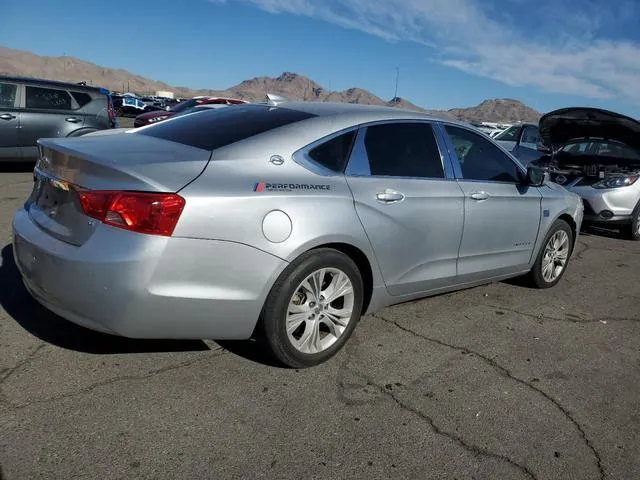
[2,0,640,116]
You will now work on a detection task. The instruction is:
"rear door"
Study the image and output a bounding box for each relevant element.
[345,121,465,296]
[441,124,542,281]
[19,85,83,160]
[0,80,21,160]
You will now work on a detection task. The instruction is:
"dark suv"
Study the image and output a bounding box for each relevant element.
[0,76,117,162]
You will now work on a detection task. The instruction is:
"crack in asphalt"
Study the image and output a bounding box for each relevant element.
[371,313,606,480]
[488,305,639,325]
[336,335,537,480]
[0,344,47,384]
[2,349,227,410]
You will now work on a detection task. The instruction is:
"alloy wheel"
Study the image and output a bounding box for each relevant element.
[286,268,355,354]
[541,230,570,283]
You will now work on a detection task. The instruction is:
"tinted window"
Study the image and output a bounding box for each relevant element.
[521,126,541,145]
[25,86,72,110]
[71,91,92,108]
[171,99,198,112]
[494,125,520,141]
[445,125,522,183]
[363,123,444,178]
[0,82,17,108]
[137,104,317,150]
[308,131,356,172]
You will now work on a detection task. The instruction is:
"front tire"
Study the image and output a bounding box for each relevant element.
[525,219,574,289]
[261,248,364,368]
[623,202,640,241]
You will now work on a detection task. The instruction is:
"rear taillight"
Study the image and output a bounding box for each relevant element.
[78,191,185,236]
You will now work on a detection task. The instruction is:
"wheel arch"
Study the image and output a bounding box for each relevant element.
[558,213,578,249]
[309,242,374,314]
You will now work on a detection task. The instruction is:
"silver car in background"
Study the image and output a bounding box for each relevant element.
[12,101,583,367]
[535,107,640,240]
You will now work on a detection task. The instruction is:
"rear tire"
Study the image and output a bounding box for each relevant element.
[524,219,574,289]
[261,248,364,368]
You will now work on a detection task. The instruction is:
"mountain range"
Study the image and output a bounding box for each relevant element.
[0,46,541,123]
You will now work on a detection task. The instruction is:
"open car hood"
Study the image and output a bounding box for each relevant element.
[539,107,640,151]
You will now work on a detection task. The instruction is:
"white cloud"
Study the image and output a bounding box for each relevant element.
[211,0,640,104]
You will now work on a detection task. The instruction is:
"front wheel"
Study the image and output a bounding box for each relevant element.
[525,219,574,288]
[623,203,640,241]
[261,248,364,368]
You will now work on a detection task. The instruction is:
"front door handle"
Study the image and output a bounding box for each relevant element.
[65,117,81,123]
[0,114,16,120]
[376,189,405,204]
[470,191,490,201]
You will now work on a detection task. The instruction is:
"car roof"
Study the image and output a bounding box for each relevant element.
[0,75,107,93]
[269,100,465,125]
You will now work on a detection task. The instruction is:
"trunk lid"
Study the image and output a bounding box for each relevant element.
[28,133,211,246]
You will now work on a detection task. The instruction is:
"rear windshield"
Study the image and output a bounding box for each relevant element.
[136,104,317,150]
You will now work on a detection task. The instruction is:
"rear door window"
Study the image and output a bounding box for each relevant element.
[70,91,93,108]
[0,82,18,108]
[362,122,445,178]
[137,104,317,150]
[25,86,72,110]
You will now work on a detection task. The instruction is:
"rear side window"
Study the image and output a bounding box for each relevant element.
[0,82,18,108]
[363,122,444,178]
[137,104,317,150]
[26,86,72,110]
[308,131,357,172]
[71,91,93,108]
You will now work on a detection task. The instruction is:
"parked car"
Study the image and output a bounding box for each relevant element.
[533,107,640,240]
[0,76,116,162]
[133,96,247,127]
[494,122,546,165]
[12,100,583,368]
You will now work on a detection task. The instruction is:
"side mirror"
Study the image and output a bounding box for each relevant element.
[526,166,548,186]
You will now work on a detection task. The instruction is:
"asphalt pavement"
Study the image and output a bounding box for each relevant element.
[1,167,639,480]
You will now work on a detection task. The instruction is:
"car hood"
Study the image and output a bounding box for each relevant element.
[539,107,640,150]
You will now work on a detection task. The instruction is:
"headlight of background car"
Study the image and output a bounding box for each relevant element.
[148,116,169,123]
[593,175,639,189]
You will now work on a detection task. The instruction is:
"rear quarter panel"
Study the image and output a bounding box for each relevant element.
[173,156,385,286]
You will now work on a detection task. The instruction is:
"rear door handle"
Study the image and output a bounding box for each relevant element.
[65,117,81,123]
[0,114,16,120]
[376,189,405,204]
[470,191,490,201]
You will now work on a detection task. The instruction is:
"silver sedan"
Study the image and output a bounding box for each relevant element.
[12,100,584,367]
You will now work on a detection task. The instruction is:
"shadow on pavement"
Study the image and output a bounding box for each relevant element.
[0,243,210,354]
[0,161,35,173]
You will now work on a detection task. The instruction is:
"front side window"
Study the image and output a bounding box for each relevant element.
[520,126,541,147]
[25,86,72,110]
[308,131,356,172]
[363,122,444,178]
[445,125,522,183]
[494,125,520,141]
[0,82,18,108]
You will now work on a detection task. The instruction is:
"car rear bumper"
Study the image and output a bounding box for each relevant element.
[12,207,288,340]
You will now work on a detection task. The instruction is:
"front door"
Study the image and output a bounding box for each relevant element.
[442,124,542,281]
[345,121,465,296]
[0,81,21,161]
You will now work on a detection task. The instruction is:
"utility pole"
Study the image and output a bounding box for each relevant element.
[394,67,400,101]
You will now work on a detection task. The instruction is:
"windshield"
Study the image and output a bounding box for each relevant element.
[494,125,520,141]
[171,99,199,113]
[559,140,640,159]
